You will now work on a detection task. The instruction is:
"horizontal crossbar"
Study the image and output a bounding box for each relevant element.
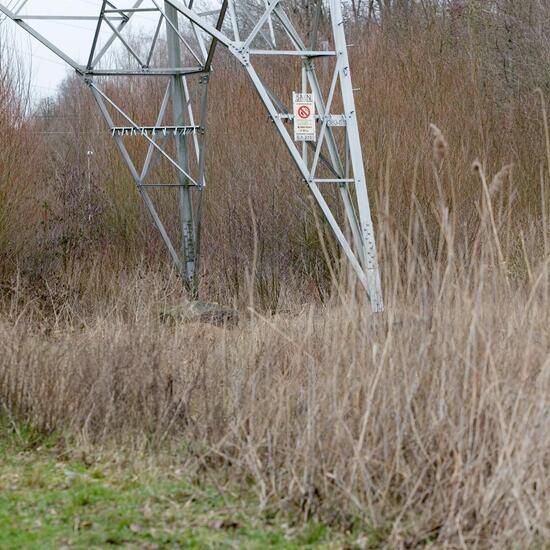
[86,68,205,76]
[250,49,336,57]
[271,114,347,126]
[19,15,124,20]
[137,183,199,188]
[111,126,201,137]
[314,178,356,184]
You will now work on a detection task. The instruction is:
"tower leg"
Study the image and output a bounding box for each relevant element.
[329,0,383,311]
[231,1,384,312]
[165,2,197,288]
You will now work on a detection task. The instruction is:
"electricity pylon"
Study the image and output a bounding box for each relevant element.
[0,0,384,312]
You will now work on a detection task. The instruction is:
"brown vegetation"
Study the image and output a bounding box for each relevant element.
[1,2,550,547]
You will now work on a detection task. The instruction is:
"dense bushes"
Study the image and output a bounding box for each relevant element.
[0,1,549,307]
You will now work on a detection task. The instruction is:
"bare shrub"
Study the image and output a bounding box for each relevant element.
[0,26,34,279]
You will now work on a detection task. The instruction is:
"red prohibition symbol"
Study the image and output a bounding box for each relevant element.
[297,105,311,119]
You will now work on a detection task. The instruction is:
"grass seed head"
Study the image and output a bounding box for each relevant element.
[489,163,514,196]
[472,159,483,175]
[429,124,448,166]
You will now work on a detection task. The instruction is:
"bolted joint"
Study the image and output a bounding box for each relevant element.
[229,43,250,66]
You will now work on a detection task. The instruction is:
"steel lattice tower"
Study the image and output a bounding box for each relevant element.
[0,0,384,312]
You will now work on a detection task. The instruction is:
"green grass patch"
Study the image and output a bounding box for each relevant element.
[0,419,360,549]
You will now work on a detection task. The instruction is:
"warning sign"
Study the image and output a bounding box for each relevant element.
[293,92,316,142]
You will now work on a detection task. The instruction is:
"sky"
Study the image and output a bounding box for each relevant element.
[2,0,159,99]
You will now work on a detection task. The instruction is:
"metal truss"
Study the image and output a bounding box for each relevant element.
[0,0,384,312]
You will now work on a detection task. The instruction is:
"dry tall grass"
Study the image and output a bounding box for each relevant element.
[2,133,550,546]
[1,4,550,547]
